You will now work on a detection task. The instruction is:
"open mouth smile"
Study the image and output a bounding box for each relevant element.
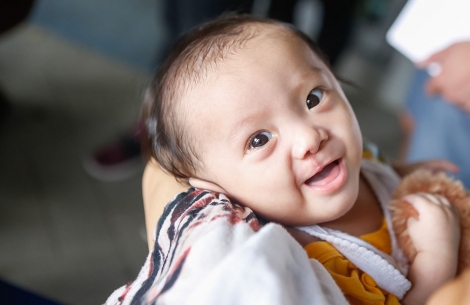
[304,159,346,193]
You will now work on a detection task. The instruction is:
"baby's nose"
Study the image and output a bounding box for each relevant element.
[292,126,328,160]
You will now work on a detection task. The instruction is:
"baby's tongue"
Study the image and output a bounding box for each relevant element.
[306,162,337,185]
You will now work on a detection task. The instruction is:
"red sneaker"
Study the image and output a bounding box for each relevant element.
[83,127,145,181]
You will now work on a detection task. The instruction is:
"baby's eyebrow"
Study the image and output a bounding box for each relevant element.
[292,65,324,88]
[305,65,323,77]
[226,113,262,144]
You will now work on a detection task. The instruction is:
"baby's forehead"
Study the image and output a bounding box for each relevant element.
[178,26,325,103]
[173,22,327,126]
[179,32,327,121]
[174,24,291,99]
[206,27,311,73]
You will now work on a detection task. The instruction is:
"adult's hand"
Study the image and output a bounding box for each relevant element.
[420,41,470,113]
[427,269,470,305]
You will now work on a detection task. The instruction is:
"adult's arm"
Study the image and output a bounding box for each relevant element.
[142,161,188,250]
[420,41,470,112]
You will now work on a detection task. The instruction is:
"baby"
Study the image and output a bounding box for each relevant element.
[138,14,459,305]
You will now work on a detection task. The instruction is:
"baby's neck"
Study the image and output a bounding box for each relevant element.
[320,174,384,237]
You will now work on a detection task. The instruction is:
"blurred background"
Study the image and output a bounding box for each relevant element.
[0,0,414,304]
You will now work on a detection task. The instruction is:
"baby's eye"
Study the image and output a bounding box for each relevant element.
[249,131,273,150]
[306,88,324,109]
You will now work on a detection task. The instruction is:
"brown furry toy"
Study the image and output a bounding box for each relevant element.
[390,169,470,274]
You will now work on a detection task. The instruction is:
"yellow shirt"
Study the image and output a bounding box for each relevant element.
[304,220,400,305]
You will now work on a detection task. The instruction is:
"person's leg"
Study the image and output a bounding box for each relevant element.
[0,1,36,125]
[0,1,35,34]
[268,0,298,24]
[317,0,359,66]
[176,0,253,35]
[405,69,470,188]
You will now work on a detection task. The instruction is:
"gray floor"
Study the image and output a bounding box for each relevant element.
[0,16,404,305]
[0,25,149,305]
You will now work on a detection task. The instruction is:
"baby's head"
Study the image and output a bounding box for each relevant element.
[145,14,363,226]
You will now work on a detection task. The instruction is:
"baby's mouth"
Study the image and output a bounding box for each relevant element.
[305,159,340,186]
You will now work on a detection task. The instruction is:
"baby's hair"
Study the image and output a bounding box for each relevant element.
[143,14,331,183]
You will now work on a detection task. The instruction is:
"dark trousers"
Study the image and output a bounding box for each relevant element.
[268,0,360,66]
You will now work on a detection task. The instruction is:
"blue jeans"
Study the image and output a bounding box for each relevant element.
[406,69,470,188]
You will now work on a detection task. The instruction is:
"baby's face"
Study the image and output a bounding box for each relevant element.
[184,26,363,226]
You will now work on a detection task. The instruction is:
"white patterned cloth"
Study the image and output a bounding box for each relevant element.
[105,159,409,304]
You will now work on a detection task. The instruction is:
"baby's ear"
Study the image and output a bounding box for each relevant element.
[188,177,227,194]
